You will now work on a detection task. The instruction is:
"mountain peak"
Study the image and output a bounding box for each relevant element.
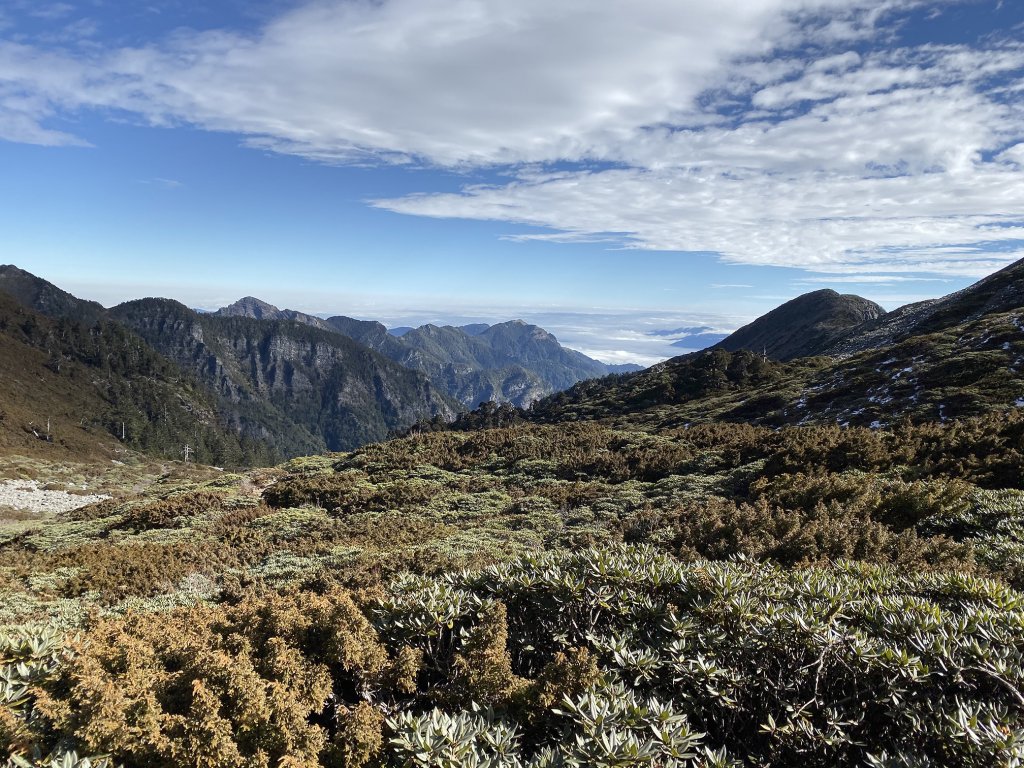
[716,289,885,361]
[214,296,281,319]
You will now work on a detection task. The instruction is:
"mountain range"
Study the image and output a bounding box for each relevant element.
[212,297,641,407]
[4,255,1021,465]
[0,265,643,462]
[0,289,270,465]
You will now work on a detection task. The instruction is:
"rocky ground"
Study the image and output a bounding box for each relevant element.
[0,479,109,515]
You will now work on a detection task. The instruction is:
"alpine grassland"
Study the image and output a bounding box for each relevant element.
[3,410,1024,766]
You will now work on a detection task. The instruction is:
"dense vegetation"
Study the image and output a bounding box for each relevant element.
[0,293,271,467]
[3,413,1024,766]
[528,309,1024,430]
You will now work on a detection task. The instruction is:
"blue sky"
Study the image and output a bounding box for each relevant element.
[1,0,1023,364]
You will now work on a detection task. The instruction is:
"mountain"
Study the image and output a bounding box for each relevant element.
[213,296,335,332]
[714,289,885,361]
[0,269,462,461]
[0,264,105,325]
[826,257,1024,356]
[670,333,730,349]
[111,298,460,456]
[324,315,410,360]
[0,292,266,465]
[215,298,636,408]
[648,325,730,350]
[327,316,640,407]
[528,259,1024,430]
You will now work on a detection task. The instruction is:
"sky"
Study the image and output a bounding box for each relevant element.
[1,0,1023,365]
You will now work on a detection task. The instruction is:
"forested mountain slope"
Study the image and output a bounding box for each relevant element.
[111,299,461,457]
[0,292,265,465]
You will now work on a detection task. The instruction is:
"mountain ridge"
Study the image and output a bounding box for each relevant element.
[214,296,642,407]
[110,298,461,456]
[524,257,1024,430]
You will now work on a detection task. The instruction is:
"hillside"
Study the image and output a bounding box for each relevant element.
[0,293,265,465]
[3,262,1023,767]
[528,269,1024,431]
[111,298,461,456]
[4,412,1024,766]
[714,288,885,361]
[828,256,1024,356]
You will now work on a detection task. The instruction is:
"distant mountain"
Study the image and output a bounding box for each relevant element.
[216,300,634,407]
[0,271,463,461]
[111,299,460,456]
[648,325,716,337]
[326,316,639,408]
[388,326,415,337]
[324,315,410,360]
[647,325,730,350]
[714,289,885,361]
[214,296,335,332]
[670,333,730,349]
[0,291,265,465]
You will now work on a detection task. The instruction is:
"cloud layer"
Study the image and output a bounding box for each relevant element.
[2,0,1023,278]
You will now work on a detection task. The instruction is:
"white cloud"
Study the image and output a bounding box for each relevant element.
[375,39,1024,278]
[356,306,740,365]
[140,177,185,189]
[0,0,926,159]
[2,0,1022,279]
[793,275,952,284]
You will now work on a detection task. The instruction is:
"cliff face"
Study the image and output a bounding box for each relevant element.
[111,300,461,455]
[216,296,642,408]
[327,317,635,408]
